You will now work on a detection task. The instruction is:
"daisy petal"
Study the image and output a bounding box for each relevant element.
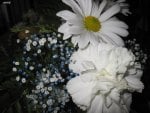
[56,10,82,25]
[102,20,128,29]
[69,26,84,35]
[71,35,80,46]
[98,0,107,15]
[77,33,90,49]
[58,23,72,39]
[99,32,125,46]
[56,10,76,20]
[62,0,83,16]
[58,23,69,33]
[76,0,92,16]
[100,4,120,22]
[102,26,129,37]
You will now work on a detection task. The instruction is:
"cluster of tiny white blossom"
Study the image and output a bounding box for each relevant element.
[12,32,78,113]
[125,38,148,68]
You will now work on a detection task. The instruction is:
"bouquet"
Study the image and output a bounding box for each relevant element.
[12,0,148,113]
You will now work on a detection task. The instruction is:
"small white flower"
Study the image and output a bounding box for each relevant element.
[36,85,41,90]
[17,39,20,43]
[42,68,46,72]
[29,66,34,70]
[28,39,32,43]
[57,33,61,37]
[25,30,30,34]
[21,78,26,83]
[47,99,53,105]
[26,42,31,51]
[32,41,38,46]
[42,104,47,108]
[25,62,28,66]
[39,82,44,88]
[48,87,52,91]
[33,100,38,104]
[48,37,52,42]
[39,38,46,46]
[67,44,143,113]
[12,67,17,72]
[51,39,57,44]
[41,88,45,93]
[44,91,49,95]
[16,76,20,81]
[37,49,41,54]
[15,62,20,66]
[57,0,128,48]
[42,77,47,82]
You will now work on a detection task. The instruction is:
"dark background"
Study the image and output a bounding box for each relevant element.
[0,0,150,113]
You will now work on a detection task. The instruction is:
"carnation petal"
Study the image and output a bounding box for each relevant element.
[87,95,104,113]
[67,76,96,110]
[122,93,132,111]
[125,76,144,92]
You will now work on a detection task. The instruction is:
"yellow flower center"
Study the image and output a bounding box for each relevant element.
[83,16,101,32]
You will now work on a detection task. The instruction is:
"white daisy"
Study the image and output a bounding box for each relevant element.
[67,44,144,113]
[57,0,129,48]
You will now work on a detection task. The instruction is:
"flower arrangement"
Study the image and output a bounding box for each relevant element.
[12,0,148,113]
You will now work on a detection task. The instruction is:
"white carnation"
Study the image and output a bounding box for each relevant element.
[67,44,143,113]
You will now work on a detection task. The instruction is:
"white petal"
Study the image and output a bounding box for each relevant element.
[117,0,126,3]
[109,89,120,103]
[57,10,76,20]
[100,4,120,22]
[58,23,71,40]
[56,10,82,25]
[67,76,96,110]
[83,0,92,16]
[81,61,96,73]
[98,32,125,46]
[122,93,132,111]
[102,25,129,37]
[89,33,100,46]
[68,26,84,34]
[76,0,92,16]
[62,0,83,16]
[71,35,80,46]
[77,33,90,49]
[63,33,72,40]
[105,97,113,108]
[125,76,144,92]
[106,102,123,113]
[92,0,108,17]
[102,20,128,29]
[98,0,107,16]
[87,95,104,113]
